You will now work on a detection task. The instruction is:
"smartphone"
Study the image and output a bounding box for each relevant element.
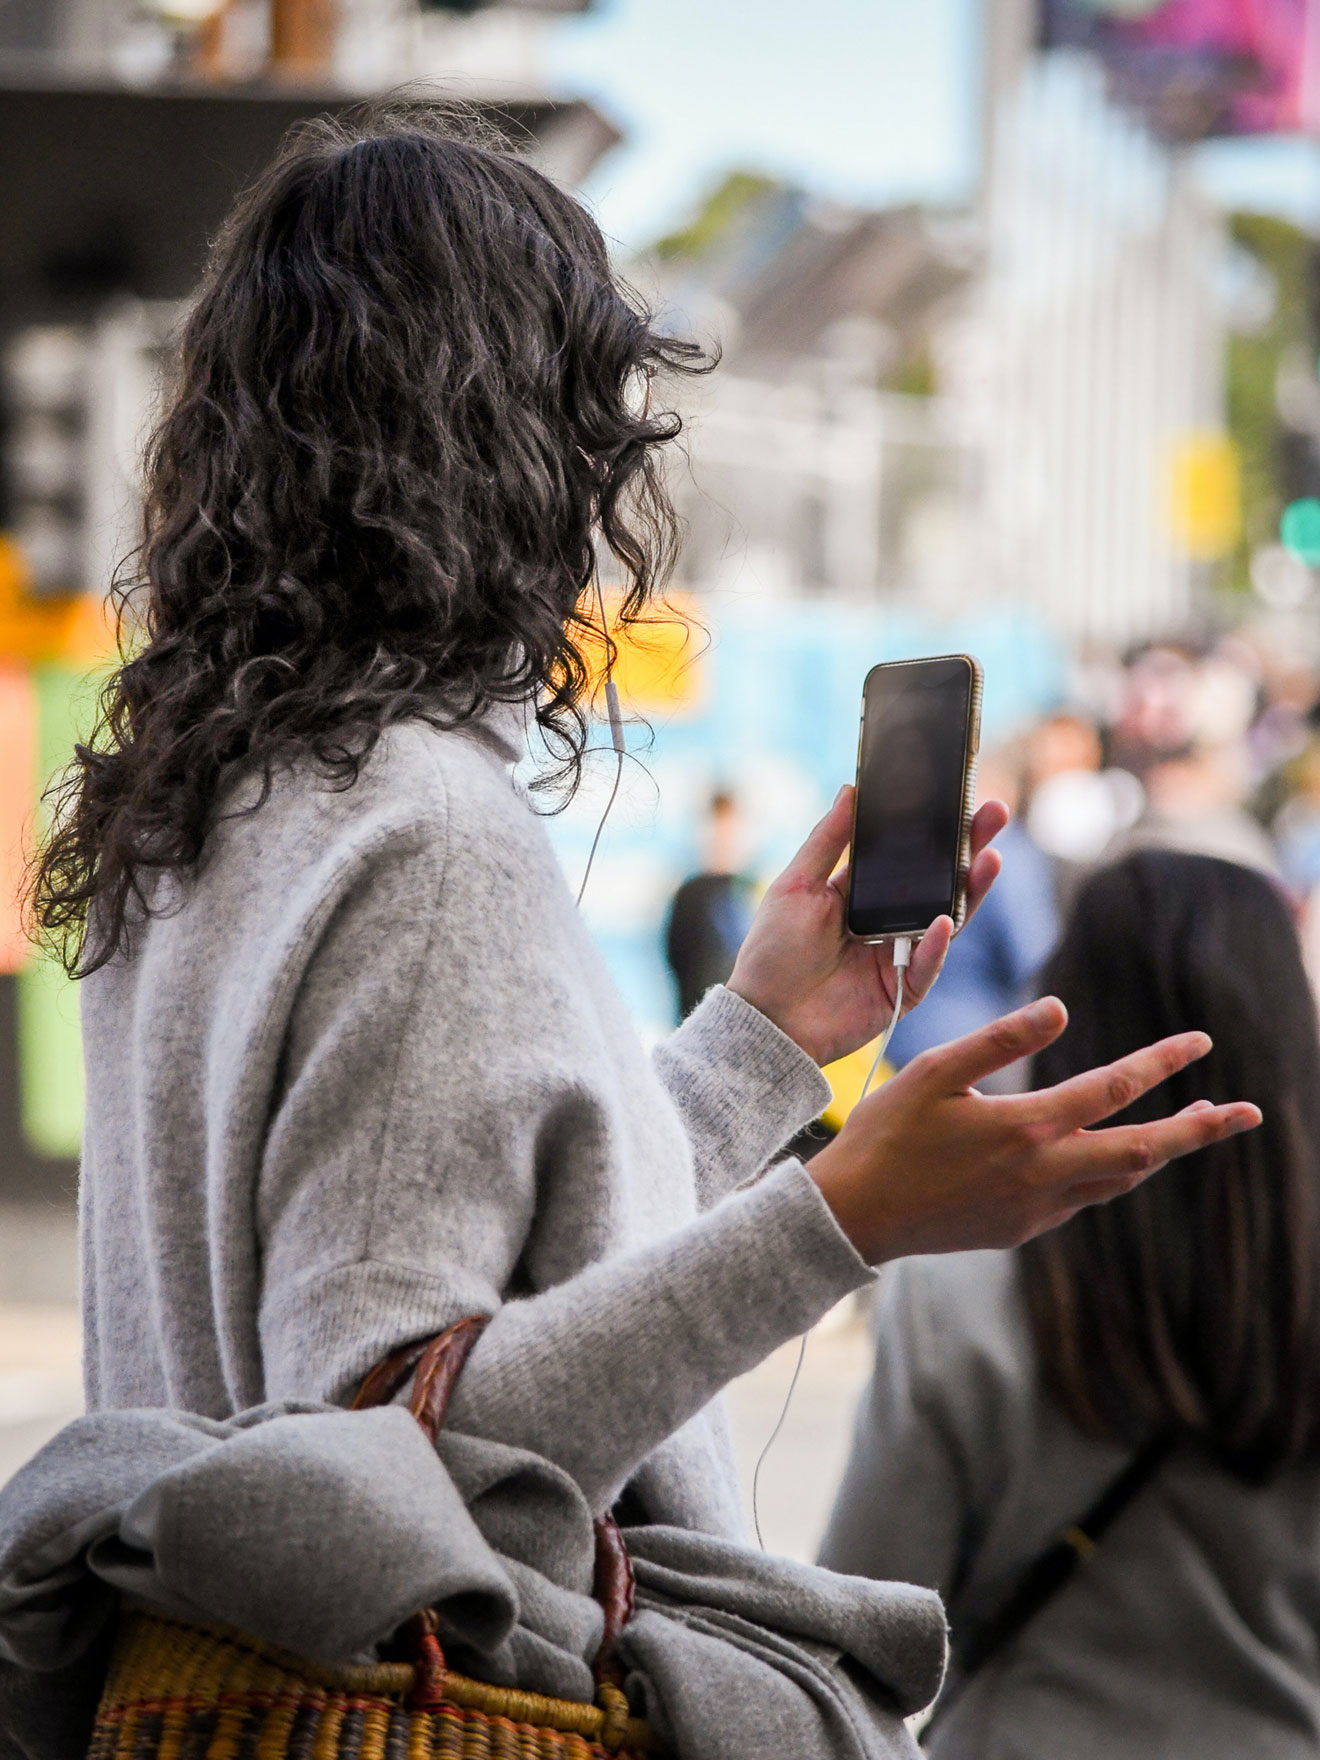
[847,654,983,942]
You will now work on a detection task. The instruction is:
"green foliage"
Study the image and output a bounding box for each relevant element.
[650,171,783,263]
[890,347,936,399]
[1224,212,1313,594]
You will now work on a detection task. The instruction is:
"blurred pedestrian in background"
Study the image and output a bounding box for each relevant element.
[664,790,757,1018]
[821,850,1320,1757]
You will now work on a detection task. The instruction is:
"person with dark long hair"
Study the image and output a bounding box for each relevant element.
[822,849,1319,1756]
[29,103,1257,1739]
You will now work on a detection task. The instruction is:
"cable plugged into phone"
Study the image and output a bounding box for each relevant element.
[752,932,913,1551]
[859,933,912,1104]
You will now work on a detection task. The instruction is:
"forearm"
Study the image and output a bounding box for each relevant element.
[446,1157,870,1511]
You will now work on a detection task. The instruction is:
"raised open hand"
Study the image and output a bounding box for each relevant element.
[727,783,1009,1068]
[810,997,1262,1265]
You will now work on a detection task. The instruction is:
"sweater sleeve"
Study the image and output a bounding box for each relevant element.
[651,987,833,1205]
[255,789,871,1514]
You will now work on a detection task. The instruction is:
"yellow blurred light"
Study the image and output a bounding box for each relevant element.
[1167,430,1241,560]
[581,589,706,718]
[821,1037,890,1133]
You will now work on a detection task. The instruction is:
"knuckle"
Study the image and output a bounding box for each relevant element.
[1013,1118,1046,1156]
[907,1048,939,1085]
[1106,1069,1140,1112]
[1126,1137,1155,1174]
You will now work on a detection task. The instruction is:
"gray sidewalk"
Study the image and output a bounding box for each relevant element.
[0,1202,82,1486]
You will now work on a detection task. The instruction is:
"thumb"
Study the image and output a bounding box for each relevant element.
[773,785,853,891]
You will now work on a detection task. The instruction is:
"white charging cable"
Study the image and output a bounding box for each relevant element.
[751,932,914,1550]
[858,934,913,1103]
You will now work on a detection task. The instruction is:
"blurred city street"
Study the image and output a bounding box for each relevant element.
[5,4,1320,1735]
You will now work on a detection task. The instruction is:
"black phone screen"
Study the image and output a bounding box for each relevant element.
[847,656,975,939]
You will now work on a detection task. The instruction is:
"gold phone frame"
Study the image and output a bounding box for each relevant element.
[847,653,983,945]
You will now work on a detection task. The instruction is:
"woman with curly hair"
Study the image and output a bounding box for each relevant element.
[30,102,1255,1731]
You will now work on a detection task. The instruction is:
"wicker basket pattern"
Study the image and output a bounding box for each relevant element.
[88,1610,656,1760]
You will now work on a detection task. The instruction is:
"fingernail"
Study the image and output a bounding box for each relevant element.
[1183,1099,1214,1114]
[1028,998,1062,1028]
[834,785,848,805]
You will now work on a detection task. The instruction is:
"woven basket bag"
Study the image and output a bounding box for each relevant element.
[87,1316,657,1759]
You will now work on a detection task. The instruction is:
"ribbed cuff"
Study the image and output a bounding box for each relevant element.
[261,1258,498,1406]
[654,987,833,1203]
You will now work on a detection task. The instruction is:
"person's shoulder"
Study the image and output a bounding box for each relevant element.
[217,715,528,857]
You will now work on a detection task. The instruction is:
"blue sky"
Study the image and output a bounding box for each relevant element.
[546,0,983,253]
[547,0,1320,254]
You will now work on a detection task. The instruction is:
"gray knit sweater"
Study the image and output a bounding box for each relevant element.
[79,707,872,1533]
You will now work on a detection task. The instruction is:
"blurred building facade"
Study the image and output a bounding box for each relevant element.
[661,37,1238,648]
[953,51,1230,645]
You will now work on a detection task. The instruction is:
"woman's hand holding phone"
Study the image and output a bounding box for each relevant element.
[727,783,1008,1069]
[809,1002,1261,1264]
[730,780,1262,1265]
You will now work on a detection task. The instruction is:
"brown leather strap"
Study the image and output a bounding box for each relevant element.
[591,1513,636,1678]
[351,1315,490,1443]
[408,1315,490,1445]
[353,1313,636,1685]
[351,1337,433,1415]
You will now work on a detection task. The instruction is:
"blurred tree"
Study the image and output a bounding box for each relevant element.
[650,171,782,264]
[1225,213,1316,595]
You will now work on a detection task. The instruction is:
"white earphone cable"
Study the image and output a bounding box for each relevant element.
[751,934,914,1550]
[576,580,627,909]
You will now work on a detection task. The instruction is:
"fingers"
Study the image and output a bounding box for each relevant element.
[1019,1032,1213,1137]
[1057,1101,1263,1187]
[901,916,953,1007]
[778,785,854,890]
[961,844,1003,927]
[917,997,1069,1091]
[969,799,1010,857]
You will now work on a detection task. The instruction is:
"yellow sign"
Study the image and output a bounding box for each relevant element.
[821,1037,890,1133]
[1167,431,1241,560]
[581,588,706,718]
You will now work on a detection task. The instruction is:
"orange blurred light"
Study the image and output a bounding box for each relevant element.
[0,535,118,667]
[0,663,36,974]
[580,589,706,718]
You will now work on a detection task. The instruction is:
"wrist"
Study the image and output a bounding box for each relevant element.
[726,976,819,1066]
[810,1134,887,1265]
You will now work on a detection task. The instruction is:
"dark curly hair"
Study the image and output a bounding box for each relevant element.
[31,99,708,977]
